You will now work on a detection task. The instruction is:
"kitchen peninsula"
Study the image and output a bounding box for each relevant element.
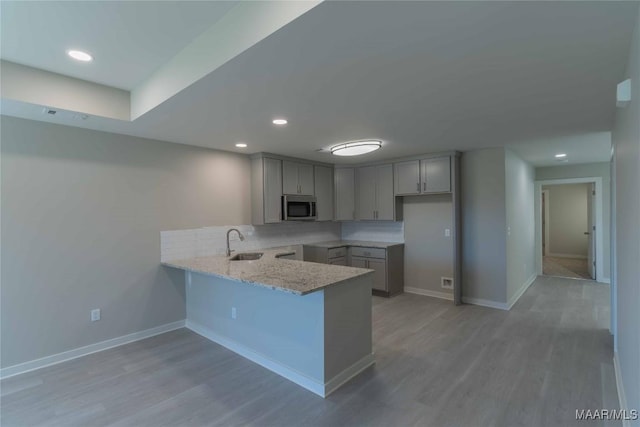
[163,247,375,397]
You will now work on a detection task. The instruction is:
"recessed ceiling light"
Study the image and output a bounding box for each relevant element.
[272,118,288,125]
[331,140,382,156]
[67,50,93,62]
[555,153,567,158]
[235,143,247,148]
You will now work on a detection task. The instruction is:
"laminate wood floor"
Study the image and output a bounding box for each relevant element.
[543,256,592,280]
[1,276,617,427]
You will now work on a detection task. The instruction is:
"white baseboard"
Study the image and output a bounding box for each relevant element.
[324,353,375,397]
[613,352,631,427]
[404,287,454,301]
[547,252,588,259]
[186,320,374,398]
[461,296,509,310]
[507,274,538,310]
[0,320,186,380]
[601,277,611,284]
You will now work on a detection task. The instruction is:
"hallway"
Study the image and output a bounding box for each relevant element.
[543,256,592,280]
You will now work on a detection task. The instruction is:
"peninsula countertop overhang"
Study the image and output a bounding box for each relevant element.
[162,247,374,295]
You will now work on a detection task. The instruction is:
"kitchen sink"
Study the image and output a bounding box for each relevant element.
[229,252,263,261]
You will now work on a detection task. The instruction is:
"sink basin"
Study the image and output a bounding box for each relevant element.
[230,252,263,261]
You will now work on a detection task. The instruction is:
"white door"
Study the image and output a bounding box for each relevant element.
[394,160,421,195]
[421,157,451,193]
[587,183,596,279]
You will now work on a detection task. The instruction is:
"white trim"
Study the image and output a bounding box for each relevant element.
[601,277,611,284]
[404,287,454,301]
[546,252,588,260]
[542,189,550,256]
[0,320,186,380]
[613,352,631,427]
[461,296,509,311]
[535,177,604,283]
[324,353,376,397]
[507,274,537,310]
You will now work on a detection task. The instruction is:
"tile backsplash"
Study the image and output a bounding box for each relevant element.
[161,222,341,262]
[341,221,404,243]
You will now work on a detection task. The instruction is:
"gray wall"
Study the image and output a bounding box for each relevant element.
[402,195,453,295]
[461,148,507,303]
[612,5,640,419]
[542,183,590,257]
[536,162,611,279]
[1,116,251,368]
[505,149,536,303]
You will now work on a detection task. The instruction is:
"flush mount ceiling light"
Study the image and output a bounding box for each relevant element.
[67,50,93,62]
[555,153,567,158]
[235,142,247,148]
[330,140,382,156]
[272,118,288,125]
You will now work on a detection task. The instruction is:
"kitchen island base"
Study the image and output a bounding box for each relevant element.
[184,271,374,397]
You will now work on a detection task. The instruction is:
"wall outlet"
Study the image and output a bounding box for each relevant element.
[231,307,237,319]
[445,228,451,237]
[441,277,454,290]
[91,309,101,322]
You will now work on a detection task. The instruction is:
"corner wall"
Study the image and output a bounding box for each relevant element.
[505,149,537,304]
[611,4,640,421]
[461,148,507,305]
[0,116,252,368]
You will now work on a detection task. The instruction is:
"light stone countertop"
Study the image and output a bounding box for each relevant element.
[162,247,373,296]
[303,240,404,249]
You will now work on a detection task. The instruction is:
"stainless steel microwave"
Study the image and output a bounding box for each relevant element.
[282,195,317,221]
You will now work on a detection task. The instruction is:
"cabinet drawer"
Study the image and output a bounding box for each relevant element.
[328,256,347,266]
[327,246,347,259]
[350,247,386,259]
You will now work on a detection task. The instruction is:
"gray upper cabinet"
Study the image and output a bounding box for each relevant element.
[334,168,355,221]
[251,157,282,225]
[314,165,334,221]
[394,156,451,195]
[356,164,394,220]
[394,160,421,195]
[421,157,450,193]
[356,166,377,220]
[283,161,314,195]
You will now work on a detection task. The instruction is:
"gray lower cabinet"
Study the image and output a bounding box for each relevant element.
[350,246,404,296]
[305,244,404,297]
[328,256,347,266]
[303,245,348,264]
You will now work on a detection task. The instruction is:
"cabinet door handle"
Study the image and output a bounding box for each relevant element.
[423,182,426,192]
[417,182,420,192]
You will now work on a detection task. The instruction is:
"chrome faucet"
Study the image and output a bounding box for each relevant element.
[226,228,245,257]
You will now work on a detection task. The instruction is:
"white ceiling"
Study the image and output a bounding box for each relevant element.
[0,1,238,90]
[1,1,638,166]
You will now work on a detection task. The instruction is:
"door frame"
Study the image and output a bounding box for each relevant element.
[534,177,604,283]
[542,189,550,257]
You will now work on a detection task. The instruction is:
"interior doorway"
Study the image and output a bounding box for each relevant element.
[541,183,594,280]
[535,178,603,282]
